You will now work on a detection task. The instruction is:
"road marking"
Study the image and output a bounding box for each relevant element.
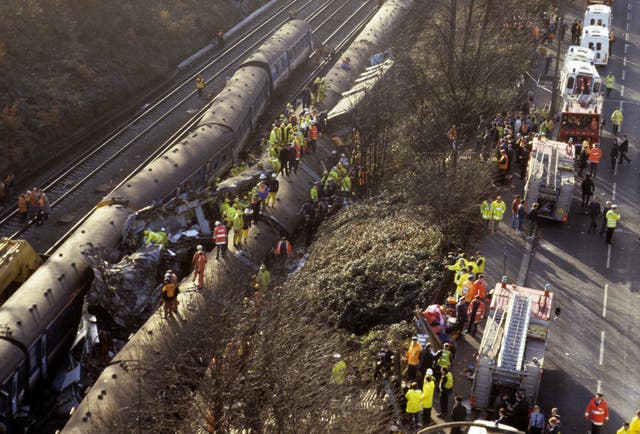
[625,43,629,54]
[599,331,605,365]
[622,69,626,81]
[607,244,611,269]
[615,157,619,175]
[597,379,602,394]
[628,12,631,21]
[629,3,632,11]
[603,284,608,318]
[627,22,630,32]
[624,56,627,67]
[612,182,617,200]
[621,85,625,97]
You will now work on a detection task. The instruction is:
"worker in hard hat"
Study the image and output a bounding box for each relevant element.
[213,221,228,260]
[192,245,207,290]
[256,264,270,291]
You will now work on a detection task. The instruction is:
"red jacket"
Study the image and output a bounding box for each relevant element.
[467,299,486,322]
[274,239,292,256]
[585,397,609,425]
[214,225,227,245]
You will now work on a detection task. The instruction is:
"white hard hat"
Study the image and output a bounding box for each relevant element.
[611,204,618,209]
[215,220,221,226]
[197,245,203,251]
[260,173,267,179]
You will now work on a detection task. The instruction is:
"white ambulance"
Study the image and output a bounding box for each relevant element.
[581,26,610,65]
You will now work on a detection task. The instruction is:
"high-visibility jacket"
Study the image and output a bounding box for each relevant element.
[162,282,178,299]
[467,260,479,274]
[491,200,506,220]
[421,378,435,408]
[498,154,508,170]
[437,349,452,367]
[611,109,623,126]
[232,213,244,232]
[294,143,301,160]
[473,279,487,299]
[589,147,602,163]
[476,256,485,273]
[274,239,292,256]
[192,251,207,272]
[606,210,620,228]
[213,225,227,245]
[342,176,351,193]
[441,371,453,390]
[447,259,466,272]
[310,186,318,202]
[331,360,346,384]
[406,342,422,366]
[405,389,422,413]
[17,196,27,213]
[605,74,615,89]
[196,77,205,89]
[309,124,318,139]
[224,205,236,222]
[480,200,492,220]
[629,416,640,434]
[585,398,609,425]
[257,268,270,290]
[467,299,486,322]
[462,280,476,302]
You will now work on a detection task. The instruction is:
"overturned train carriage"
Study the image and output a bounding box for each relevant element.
[61,1,415,432]
[0,19,313,430]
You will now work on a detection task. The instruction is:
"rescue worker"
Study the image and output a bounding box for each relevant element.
[308,121,318,153]
[475,251,485,274]
[310,183,319,203]
[605,204,620,245]
[435,342,452,371]
[498,149,509,183]
[274,236,292,270]
[223,200,237,228]
[455,297,468,333]
[17,193,27,221]
[256,264,270,291]
[406,336,422,381]
[585,392,609,434]
[239,208,252,247]
[215,30,225,49]
[605,73,616,98]
[511,194,521,229]
[213,221,227,259]
[589,144,603,177]
[164,269,178,285]
[232,210,244,248]
[473,274,487,301]
[461,275,476,303]
[341,174,352,202]
[450,396,468,433]
[161,277,179,318]
[421,368,435,425]
[257,174,270,210]
[629,409,640,434]
[192,245,207,290]
[611,108,624,136]
[143,229,168,246]
[438,367,454,417]
[618,421,630,434]
[331,355,346,384]
[265,173,279,207]
[480,196,492,231]
[405,382,422,430]
[196,76,205,97]
[599,201,612,236]
[491,195,507,232]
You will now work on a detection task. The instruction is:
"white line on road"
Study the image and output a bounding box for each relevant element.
[603,284,608,318]
[613,182,617,201]
[597,379,602,394]
[624,56,627,67]
[607,244,612,269]
[623,69,626,80]
[621,85,625,97]
[625,43,630,54]
[599,331,605,365]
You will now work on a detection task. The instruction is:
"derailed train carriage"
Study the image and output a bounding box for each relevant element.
[59,0,415,432]
[0,20,313,431]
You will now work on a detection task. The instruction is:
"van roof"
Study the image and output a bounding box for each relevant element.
[586,4,612,14]
[583,26,607,37]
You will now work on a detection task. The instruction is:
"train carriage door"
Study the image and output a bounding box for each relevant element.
[40,335,47,378]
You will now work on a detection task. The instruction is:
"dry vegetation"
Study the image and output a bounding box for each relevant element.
[0,0,266,177]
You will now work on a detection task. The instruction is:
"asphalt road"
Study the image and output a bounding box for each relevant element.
[531,0,640,431]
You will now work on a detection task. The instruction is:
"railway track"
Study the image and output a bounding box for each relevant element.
[0,0,377,254]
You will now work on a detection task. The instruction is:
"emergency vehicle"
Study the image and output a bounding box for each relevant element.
[558,94,603,146]
[565,45,596,64]
[470,280,554,412]
[559,58,601,99]
[581,25,610,65]
[584,4,612,29]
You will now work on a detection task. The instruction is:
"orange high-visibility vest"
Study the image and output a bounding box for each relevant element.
[274,240,291,256]
[213,225,227,245]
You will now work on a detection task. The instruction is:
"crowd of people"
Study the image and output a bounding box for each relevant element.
[17,187,51,226]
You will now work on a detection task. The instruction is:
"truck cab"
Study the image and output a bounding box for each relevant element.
[560,59,601,99]
[581,26,610,65]
[584,4,612,29]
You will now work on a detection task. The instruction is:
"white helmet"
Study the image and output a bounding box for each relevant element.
[197,245,204,251]
[215,220,221,226]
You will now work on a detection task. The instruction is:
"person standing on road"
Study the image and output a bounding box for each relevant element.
[405,382,422,431]
[619,421,631,434]
[605,204,620,245]
[581,175,595,207]
[611,139,620,170]
[481,196,493,231]
[585,392,609,434]
[528,405,546,434]
[516,199,527,234]
[571,19,579,44]
[491,195,506,232]
[579,146,589,177]
[450,396,467,434]
[629,409,640,433]
[611,108,624,136]
[438,367,453,417]
[213,221,228,260]
[466,295,486,336]
[528,202,539,238]
[605,73,616,97]
[511,194,521,229]
[589,144,603,177]
[588,197,601,234]
[619,135,631,164]
[600,201,612,236]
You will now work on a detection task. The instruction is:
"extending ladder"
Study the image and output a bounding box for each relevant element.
[497,294,531,371]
